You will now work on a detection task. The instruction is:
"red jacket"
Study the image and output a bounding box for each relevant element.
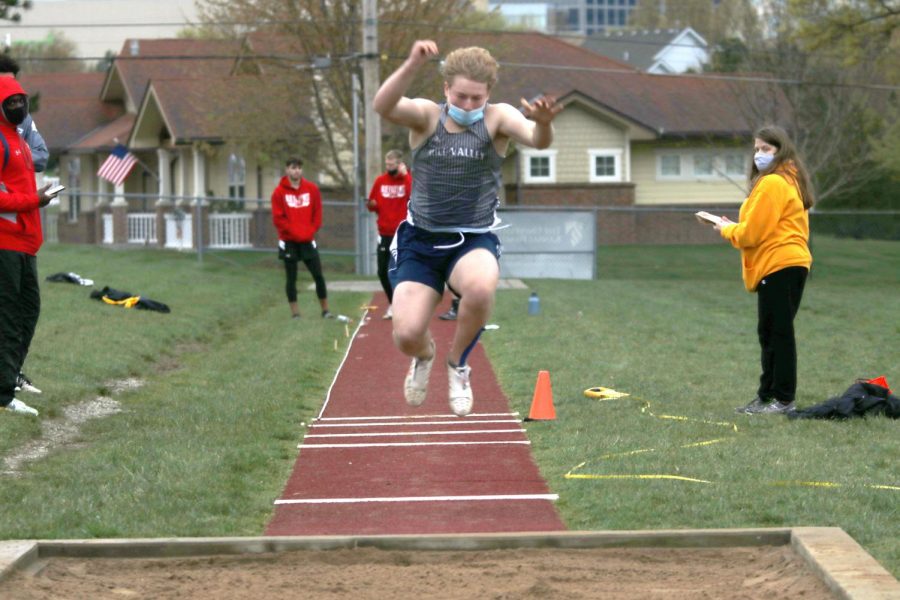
[367,171,411,236]
[271,176,322,243]
[0,77,40,255]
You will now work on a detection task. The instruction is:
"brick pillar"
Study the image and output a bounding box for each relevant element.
[155,201,170,248]
[111,203,128,244]
[191,201,209,249]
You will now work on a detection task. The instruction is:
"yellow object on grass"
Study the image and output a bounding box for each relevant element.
[584,386,630,400]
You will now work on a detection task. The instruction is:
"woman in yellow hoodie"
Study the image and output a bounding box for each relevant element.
[709,126,814,415]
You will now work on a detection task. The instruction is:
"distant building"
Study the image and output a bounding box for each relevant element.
[5,0,198,60]
[488,0,639,35]
[581,27,709,73]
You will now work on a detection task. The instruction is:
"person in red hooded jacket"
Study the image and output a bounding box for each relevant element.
[0,77,59,416]
[271,157,331,319]
[366,149,410,319]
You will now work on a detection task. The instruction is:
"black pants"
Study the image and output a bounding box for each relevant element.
[282,242,327,302]
[0,250,40,406]
[756,266,808,403]
[377,234,394,303]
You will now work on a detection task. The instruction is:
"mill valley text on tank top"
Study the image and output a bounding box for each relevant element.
[407,103,504,233]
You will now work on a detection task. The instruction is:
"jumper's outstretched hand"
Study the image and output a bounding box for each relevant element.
[408,40,439,68]
[520,95,562,125]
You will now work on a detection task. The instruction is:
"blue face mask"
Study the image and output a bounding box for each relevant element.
[754,151,775,171]
[447,103,485,127]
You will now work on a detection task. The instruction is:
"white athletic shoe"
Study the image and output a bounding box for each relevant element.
[448,363,473,417]
[15,373,42,394]
[382,306,393,320]
[404,342,435,407]
[5,398,39,416]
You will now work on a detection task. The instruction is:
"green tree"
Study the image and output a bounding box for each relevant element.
[0,0,30,22]
[787,0,899,178]
[789,0,898,77]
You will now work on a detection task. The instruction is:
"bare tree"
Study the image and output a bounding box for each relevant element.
[194,0,500,188]
[10,30,83,73]
[710,2,892,204]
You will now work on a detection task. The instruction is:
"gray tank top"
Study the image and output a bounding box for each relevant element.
[407,103,504,232]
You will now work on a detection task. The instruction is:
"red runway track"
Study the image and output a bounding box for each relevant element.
[266,293,565,536]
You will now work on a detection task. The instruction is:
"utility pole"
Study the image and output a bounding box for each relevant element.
[361,0,381,276]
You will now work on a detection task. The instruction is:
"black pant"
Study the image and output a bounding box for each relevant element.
[377,234,394,303]
[756,266,807,403]
[0,250,40,406]
[282,242,327,302]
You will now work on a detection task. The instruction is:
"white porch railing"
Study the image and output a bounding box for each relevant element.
[102,214,113,244]
[164,213,193,250]
[127,213,157,244]
[208,213,252,249]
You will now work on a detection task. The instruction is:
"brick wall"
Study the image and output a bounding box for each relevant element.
[57,212,97,244]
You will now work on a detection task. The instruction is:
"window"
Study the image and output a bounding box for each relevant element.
[588,149,623,183]
[228,153,246,199]
[659,154,681,177]
[67,158,81,222]
[724,154,746,176]
[657,150,748,181]
[522,150,557,183]
[694,155,714,177]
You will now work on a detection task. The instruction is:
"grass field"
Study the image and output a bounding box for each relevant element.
[0,238,897,576]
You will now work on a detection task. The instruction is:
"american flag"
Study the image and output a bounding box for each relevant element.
[97,144,138,186]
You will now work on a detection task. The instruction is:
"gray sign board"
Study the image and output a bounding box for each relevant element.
[496,210,595,280]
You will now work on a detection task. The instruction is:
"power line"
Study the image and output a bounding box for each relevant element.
[1,17,874,59]
[16,53,899,93]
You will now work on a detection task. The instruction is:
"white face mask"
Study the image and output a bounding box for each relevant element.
[754,152,775,171]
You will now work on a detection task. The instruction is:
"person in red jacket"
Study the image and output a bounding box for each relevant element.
[0,77,58,416]
[271,157,331,319]
[366,149,410,319]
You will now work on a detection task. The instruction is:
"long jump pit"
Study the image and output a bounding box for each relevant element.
[2,528,898,599]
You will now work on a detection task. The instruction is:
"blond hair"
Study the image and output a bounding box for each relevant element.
[385,149,403,161]
[441,47,499,89]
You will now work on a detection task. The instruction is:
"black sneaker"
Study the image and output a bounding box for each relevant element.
[745,399,796,415]
[322,310,334,319]
[438,307,457,321]
[15,372,42,395]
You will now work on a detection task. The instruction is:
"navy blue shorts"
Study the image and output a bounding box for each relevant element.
[388,222,501,295]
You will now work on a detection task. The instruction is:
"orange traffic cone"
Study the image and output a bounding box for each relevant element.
[867,375,891,394]
[525,370,556,421]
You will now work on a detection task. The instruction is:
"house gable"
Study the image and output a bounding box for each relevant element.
[100,66,130,109]
[648,27,709,74]
[129,85,174,149]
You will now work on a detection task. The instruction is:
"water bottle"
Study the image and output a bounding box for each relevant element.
[528,292,540,316]
[336,314,352,323]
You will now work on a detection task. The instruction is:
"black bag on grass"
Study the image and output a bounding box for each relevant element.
[787,381,899,420]
[90,286,171,314]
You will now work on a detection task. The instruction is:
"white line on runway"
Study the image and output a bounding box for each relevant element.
[298,440,531,448]
[305,429,524,438]
[274,493,558,505]
[311,419,522,428]
[315,412,519,421]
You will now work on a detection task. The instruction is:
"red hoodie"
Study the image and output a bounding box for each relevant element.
[0,77,40,255]
[367,171,411,236]
[270,176,322,243]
